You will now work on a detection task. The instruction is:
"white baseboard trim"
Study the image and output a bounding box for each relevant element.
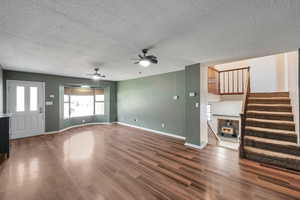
[117,122,186,140]
[44,122,113,135]
[184,142,207,150]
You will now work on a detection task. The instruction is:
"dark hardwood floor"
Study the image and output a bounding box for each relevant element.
[1,124,300,200]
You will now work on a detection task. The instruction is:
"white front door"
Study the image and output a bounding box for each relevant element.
[7,80,45,139]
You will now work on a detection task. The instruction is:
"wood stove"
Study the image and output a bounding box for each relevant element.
[218,119,239,138]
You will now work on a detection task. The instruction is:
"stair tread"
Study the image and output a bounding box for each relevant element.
[247,110,293,116]
[250,92,289,95]
[244,135,297,146]
[248,97,290,100]
[244,146,300,161]
[246,118,295,125]
[248,104,291,107]
[245,126,296,135]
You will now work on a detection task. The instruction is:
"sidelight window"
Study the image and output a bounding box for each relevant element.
[16,86,25,112]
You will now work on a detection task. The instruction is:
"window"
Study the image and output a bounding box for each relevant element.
[70,95,94,117]
[30,87,38,111]
[16,86,25,112]
[64,87,105,119]
[207,104,212,121]
[95,89,104,115]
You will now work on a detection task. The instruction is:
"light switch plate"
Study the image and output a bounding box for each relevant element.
[173,96,179,100]
[49,94,55,98]
[46,101,53,106]
[189,92,196,97]
[195,102,199,108]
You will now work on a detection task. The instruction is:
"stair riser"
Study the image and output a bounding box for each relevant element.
[244,152,300,171]
[249,92,289,97]
[244,139,299,156]
[248,99,290,104]
[246,121,295,131]
[246,113,293,121]
[245,129,297,142]
[247,105,292,112]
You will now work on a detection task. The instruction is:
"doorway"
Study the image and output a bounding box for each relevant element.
[6,80,45,139]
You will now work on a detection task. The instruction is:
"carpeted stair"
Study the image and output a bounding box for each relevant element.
[243,92,300,171]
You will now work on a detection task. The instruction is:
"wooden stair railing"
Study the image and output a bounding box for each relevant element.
[208,66,250,95]
[240,67,250,158]
[207,121,220,145]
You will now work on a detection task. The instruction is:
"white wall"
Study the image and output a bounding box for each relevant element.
[207,93,221,102]
[249,55,277,92]
[211,101,242,117]
[215,60,248,71]
[286,51,299,144]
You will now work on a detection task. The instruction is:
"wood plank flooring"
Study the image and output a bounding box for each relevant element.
[1,124,300,200]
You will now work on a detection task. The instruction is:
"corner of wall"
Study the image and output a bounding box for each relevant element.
[185,63,201,146]
[0,64,3,114]
[200,65,208,146]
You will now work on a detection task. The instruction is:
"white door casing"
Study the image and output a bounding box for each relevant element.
[7,80,45,139]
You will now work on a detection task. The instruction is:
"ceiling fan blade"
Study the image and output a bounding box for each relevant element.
[151,59,158,64]
[138,54,143,59]
[134,61,140,64]
[148,55,157,59]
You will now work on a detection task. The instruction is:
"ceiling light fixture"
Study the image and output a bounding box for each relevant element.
[87,68,106,80]
[139,59,151,67]
[81,85,90,88]
[92,74,101,80]
[134,49,158,67]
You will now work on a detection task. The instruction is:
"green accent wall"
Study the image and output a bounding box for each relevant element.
[185,64,201,145]
[117,70,186,137]
[3,70,117,132]
[3,65,202,145]
[117,65,201,145]
[0,66,3,114]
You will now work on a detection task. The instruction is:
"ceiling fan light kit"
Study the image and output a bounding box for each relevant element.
[134,49,158,67]
[92,75,101,80]
[139,59,151,67]
[87,67,106,80]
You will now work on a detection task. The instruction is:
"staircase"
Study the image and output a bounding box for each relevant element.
[242,92,300,171]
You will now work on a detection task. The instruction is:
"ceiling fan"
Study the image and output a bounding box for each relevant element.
[87,68,106,80]
[134,49,158,67]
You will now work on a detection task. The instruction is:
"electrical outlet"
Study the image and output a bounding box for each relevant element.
[161,123,165,128]
[82,120,86,123]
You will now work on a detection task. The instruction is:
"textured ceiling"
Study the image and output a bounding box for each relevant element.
[0,0,300,80]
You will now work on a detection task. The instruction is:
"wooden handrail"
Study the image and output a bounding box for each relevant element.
[239,67,250,157]
[218,66,250,73]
